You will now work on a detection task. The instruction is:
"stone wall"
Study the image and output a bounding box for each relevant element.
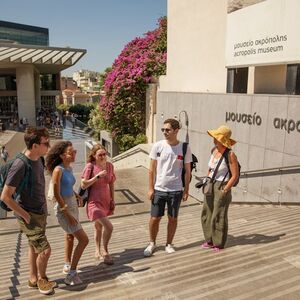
[156,91,300,204]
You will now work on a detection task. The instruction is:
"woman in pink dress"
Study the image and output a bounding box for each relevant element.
[81,144,116,264]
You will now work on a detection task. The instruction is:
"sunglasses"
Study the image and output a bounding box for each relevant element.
[97,153,106,157]
[66,149,77,154]
[39,141,50,148]
[161,128,172,133]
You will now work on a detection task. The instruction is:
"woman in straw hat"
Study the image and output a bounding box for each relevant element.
[201,125,239,252]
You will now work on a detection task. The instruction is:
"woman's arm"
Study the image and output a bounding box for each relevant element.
[81,164,107,189]
[52,167,65,208]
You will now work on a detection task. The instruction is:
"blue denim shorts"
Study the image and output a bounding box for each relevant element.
[151,190,183,218]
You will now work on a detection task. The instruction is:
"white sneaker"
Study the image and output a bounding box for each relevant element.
[64,272,83,286]
[165,244,176,254]
[62,264,70,275]
[144,242,156,257]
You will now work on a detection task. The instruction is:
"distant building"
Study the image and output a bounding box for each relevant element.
[58,70,100,106]
[0,20,86,128]
[61,76,78,91]
[61,89,92,106]
[73,70,100,94]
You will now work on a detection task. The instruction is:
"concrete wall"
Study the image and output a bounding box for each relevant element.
[112,144,151,170]
[145,83,157,143]
[228,0,266,13]
[0,131,25,166]
[160,0,227,93]
[156,91,300,203]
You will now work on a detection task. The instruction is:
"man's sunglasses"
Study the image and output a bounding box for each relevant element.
[161,128,172,133]
[39,141,50,148]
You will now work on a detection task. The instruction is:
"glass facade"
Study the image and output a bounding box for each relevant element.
[0,75,16,90]
[40,74,58,90]
[0,21,48,46]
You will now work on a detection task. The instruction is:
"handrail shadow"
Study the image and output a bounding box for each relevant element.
[115,189,143,203]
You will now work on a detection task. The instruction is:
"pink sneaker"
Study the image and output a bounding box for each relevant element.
[212,246,222,252]
[201,242,213,249]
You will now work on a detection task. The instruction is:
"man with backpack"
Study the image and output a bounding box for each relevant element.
[144,118,192,257]
[0,127,56,295]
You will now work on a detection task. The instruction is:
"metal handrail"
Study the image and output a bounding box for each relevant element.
[195,164,300,181]
[240,164,300,178]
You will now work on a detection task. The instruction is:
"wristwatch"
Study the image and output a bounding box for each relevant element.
[60,204,68,211]
[96,175,100,179]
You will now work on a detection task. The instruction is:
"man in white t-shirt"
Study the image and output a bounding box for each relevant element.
[144,118,192,257]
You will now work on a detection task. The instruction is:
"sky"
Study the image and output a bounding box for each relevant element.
[1,0,167,76]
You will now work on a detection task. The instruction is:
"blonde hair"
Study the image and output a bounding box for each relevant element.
[88,144,107,162]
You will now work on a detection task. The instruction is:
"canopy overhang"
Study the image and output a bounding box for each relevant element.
[0,42,86,73]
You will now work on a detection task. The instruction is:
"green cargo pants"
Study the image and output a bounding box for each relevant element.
[201,181,232,248]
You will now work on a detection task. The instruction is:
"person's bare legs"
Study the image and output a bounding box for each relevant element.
[166,215,178,245]
[28,246,38,283]
[96,217,113,257]
[149,217,161,243]
[69,229,89,271]
[36,247,51,279]
[94,221,103,258]
[65,233,74,264]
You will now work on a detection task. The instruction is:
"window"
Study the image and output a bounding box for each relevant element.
[286,64,300,95]
[0,75,16,90]
[227,68,248,93]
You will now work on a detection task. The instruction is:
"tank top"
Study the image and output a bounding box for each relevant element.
[208,154,230,182]
[58,164,76,197]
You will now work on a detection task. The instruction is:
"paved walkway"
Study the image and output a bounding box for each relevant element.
[1,126,300,299]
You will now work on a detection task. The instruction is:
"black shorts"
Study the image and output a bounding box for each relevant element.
[151,190,183,218]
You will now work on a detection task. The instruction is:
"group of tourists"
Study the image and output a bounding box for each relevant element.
[0,118,239,296]
[143,118,239,256]
[1,127,116,295]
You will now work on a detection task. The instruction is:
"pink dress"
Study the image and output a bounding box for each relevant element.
[81,162,116,221]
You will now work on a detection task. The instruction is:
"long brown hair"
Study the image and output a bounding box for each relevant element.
[88,144,107,163]
[45,141,72,173]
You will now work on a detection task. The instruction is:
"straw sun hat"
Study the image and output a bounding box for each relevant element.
[207,125,236,149]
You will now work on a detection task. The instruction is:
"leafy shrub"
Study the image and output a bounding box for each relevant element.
[98,17,167,152]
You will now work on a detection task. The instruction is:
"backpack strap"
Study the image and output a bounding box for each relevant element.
[222,148,232,177]
[15,153,32,197]
[218,148,231,187]
[182,142,188,164]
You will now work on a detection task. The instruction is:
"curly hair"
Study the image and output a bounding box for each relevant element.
[45,141,72,173]
[88,144,107,163]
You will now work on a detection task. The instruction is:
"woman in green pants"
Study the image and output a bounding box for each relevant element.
[201,125,239,252]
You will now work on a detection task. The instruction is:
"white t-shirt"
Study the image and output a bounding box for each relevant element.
[150,140,192,192]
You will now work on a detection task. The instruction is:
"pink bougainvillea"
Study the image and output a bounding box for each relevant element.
[100,17,167,151]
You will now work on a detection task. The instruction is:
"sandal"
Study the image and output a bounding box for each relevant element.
[201,242,213,249]
[102,254,114,265]
[212,246,223,253]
